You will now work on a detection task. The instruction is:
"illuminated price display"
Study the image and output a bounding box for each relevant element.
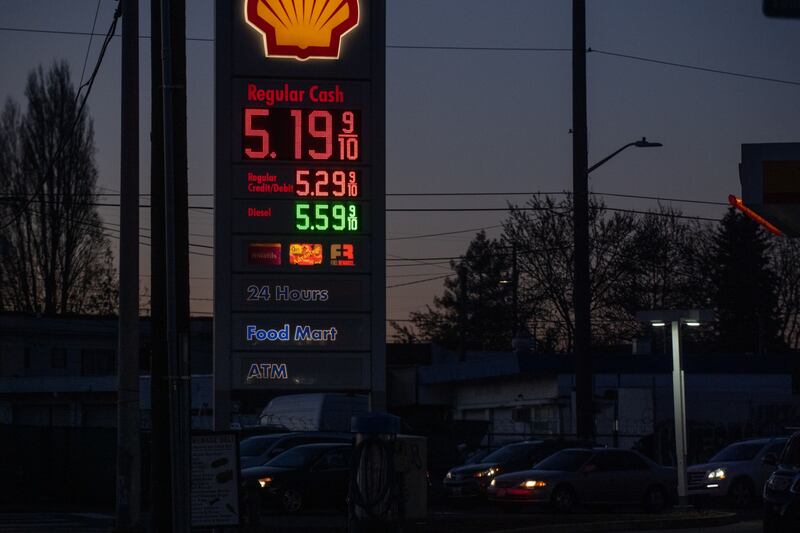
[295,202,359,232]
[295,169,359,198]
[233,167,365,199]
[216,0,384,402]
[243,108,361,162]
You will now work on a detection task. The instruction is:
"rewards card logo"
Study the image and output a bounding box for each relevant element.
[244,0,360,60]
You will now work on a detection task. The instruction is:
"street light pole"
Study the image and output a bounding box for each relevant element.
[637,309,713,507]
[588,138,662,175]
[670,319,689,506]
[573,135,663,440]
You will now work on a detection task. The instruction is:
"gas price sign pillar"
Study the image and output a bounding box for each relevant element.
[214,0,386,429]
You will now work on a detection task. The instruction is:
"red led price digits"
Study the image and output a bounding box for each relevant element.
[295,169,359,198]
[243,108,360,162]
[243,109,271,159]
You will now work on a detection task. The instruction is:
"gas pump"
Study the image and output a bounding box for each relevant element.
[348,413,401,532]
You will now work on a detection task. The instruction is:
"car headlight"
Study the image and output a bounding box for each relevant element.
[445,471,452,480]
[521,480,547,489]
[474,467,499,478]
[490,478,496,487]
[257,476,273,488]
[706,468,726,480]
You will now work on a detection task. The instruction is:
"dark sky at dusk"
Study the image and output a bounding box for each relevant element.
[1,1,799,329]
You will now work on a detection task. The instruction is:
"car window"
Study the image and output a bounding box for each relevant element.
[780,435,800,466]
[710,442,765,462]
[267,446,321,468]
[620,451,649,470]
[765,440,787,456]
[239,435,283,456]
[591,451,645,471]
[534,450,593,472]
[316,449,351,470]
[483,443,537,463]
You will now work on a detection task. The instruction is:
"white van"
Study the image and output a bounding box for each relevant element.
[258,393,369,432]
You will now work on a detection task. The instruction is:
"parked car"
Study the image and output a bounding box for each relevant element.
[687,436,787,508]
[763,431,800,532]
[241,443,353,513]
[239,432,352,468]
[442,439,594,500]
[487,447,676,513]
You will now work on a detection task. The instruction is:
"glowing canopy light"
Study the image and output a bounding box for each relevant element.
[728,195,783,237]
[244,0,360,60]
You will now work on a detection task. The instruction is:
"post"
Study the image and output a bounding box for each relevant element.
[511,242,518,338]
[458,264,467,360]
[671,321,688,506]
[160,0,191,530]
[149,1,173,530]
[572,0,593,440]
[117,0,141,530]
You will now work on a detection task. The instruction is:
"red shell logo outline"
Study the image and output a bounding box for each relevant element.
[244,0,360,61]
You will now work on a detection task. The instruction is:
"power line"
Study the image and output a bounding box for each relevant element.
[603,207,720,222]
[589,48,800,88]
[0,26,212,42]
[78,0,103,89]
[2,25,797,87]
[388,44,571,52]
[387,274,453,289]
[387,225,503,241]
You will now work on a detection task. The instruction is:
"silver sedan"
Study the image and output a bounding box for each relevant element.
[487,448,676,513]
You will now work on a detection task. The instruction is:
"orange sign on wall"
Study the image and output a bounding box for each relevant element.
[244,0,360,61]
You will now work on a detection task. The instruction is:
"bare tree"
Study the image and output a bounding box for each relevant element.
[502,195,640,351]
[0,62,116,315]
[771,237,800,350]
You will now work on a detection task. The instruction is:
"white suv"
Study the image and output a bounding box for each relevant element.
[687,437,788,508]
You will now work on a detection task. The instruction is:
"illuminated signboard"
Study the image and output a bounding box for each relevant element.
[214,0,385,425]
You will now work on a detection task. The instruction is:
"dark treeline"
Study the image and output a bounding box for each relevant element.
[392,195,800,355]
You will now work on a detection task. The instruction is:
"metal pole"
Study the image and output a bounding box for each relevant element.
[458,264,467,360]
[572,0,593,440]
[160,0,190,530]
[671,320,688,506]
[149,1,173,530]
[511,242,518,338]
[117,0,140,529]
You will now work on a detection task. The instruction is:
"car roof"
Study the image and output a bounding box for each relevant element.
[729,437,784,446]
[288,442,353,451]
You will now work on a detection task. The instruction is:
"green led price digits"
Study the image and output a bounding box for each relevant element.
[295,202,359,231]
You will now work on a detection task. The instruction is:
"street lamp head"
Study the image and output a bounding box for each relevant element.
[634,137,662,148]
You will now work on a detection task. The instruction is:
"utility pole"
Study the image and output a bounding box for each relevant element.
[116,0,141,530]
[572,0,593,440]
[160,0,191,531]
[511,242,518,338]
[458,264,467,360]
[149,0,171,530]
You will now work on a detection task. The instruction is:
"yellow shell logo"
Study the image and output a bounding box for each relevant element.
[244,0,360,60]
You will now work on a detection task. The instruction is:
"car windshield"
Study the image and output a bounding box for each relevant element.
[240,436,283,457]
[266,446,323,468]
[534,450,593,472]
[710,442,764,462]
[481,443,537,464]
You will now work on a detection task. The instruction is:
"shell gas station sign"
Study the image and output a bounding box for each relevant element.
[214,0,385,427]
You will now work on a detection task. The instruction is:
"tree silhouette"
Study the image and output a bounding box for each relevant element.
[391,231,515,351]
[0,62,116,315]
[705,208,783,354]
